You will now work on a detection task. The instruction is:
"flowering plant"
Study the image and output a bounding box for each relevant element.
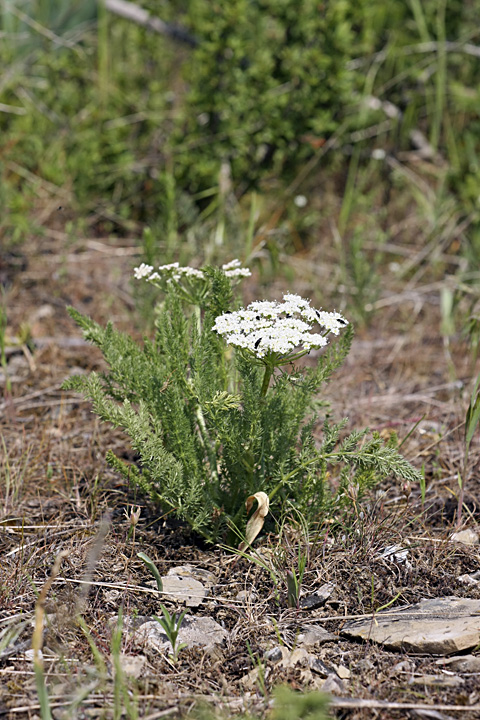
[64,262,421,542]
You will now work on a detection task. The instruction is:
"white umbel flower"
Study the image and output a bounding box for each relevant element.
[214,294,348,360]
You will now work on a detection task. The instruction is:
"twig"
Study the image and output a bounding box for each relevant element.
[104,0,197,47]
[331,697,480,712]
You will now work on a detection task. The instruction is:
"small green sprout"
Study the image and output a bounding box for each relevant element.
[154,604,187,662]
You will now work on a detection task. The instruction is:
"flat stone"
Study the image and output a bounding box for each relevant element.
[435,654,480,672]
[335,664,351,679]
[409,674,464,688]
[264,646,284,663]
[458,571,480,586]
[160,574,207,607]
[450,529,479,546]
[299,583,335,610]
[342,596,480,655]
[296,624,336,647]
[310,657,335,678]
[166,564,217,587]
[279,647,310,669]
[132,614,228,652]
[321,673,345,695]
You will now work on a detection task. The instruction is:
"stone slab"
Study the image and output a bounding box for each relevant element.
[342,596,480,655]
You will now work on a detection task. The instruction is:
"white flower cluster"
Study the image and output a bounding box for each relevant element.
[133,262,204,282]
[213,294,348,360]
[221,259,252,279]
[133,259,251,282]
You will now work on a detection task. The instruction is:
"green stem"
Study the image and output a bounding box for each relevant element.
[260,365,273,396]
[194,304,202,335]
[195,403,218,483]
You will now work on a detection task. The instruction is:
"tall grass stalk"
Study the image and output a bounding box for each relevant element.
[112,608,138,720]
[432,0,447,151]
[32,550,69,720]
[457,372,480,528]
[97,0,109,105]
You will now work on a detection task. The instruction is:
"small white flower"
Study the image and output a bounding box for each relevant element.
[181,267,205,279]
[294,195,308,208]
[222,259,252,278]
[158,262,180,271]
[224,268,252,278]
[133,263,154,279]
[372,148,386,160]
[222,259,242,270]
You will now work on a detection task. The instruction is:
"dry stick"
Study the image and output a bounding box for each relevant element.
[330,698,480,712]
[4,698,478,716]
[104,0,198,47]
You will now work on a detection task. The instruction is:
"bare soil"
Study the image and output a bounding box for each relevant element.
[1,223,480,720]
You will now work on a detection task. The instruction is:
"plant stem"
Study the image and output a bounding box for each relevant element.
[195,403,218,483]
[261,365,273,396]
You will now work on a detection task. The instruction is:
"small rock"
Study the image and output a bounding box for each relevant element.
[321,673,345,695]
[335,664,351,680]
[296,625,336,647]
[24,649,41,662]
[279,647,310,669]
[409,674,464,688]
[160,574,207,607]
[167,564,217,587]
[435,654,480,672]
[309,657,335,678]
[392,659,415,674]
[458,571,480,586]
[378,544,409,563]
[264,646,284,663]
[132,614,228,652]
[450,529,479,546]
[342,596,480,655]
[299,583,335,610]
[113,653,146,679]
[236,590,257,602]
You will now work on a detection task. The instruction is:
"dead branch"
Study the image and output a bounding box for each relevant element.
[104,0,198,47]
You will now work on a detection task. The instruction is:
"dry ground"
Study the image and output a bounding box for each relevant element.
[1,217,480,720]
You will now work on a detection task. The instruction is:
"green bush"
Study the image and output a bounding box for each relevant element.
[173,0,361,191]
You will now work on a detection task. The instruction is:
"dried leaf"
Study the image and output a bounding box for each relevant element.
[238,492,269,552]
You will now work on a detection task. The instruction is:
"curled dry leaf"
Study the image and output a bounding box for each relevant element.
[238,491,270,553]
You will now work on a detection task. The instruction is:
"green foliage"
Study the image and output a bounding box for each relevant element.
[0,5,179,242]
[137,552,163,593]
[272,686,329,720]
[174,0,361,191]
[154,605,187,663]
[64,269,422,542]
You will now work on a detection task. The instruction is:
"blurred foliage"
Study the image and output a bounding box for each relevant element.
[174,0,361,192]
[1,0,480,269]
